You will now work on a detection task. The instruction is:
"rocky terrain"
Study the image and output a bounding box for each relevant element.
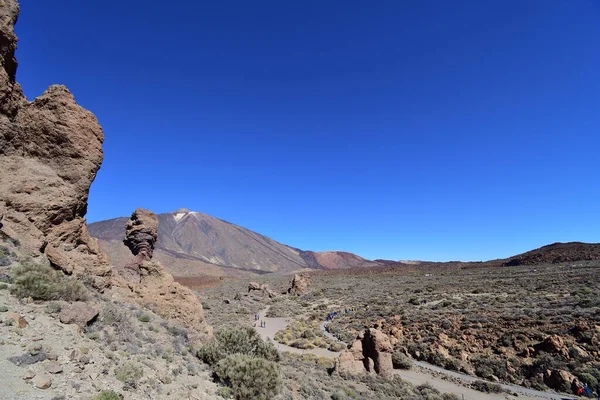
[2,0,599,399]
[88,209,379,276]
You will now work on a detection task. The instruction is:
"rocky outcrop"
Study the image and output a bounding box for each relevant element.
[112,209,212,345]
[123,208,159,267]
[334,328,393,379]
[544,369,576,393]
[288,273,311,295]
[248,282,277,298]
[534,335,569,359]
[0,0,110,288]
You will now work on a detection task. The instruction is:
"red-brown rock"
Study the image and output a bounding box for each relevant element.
[0,1,110,288]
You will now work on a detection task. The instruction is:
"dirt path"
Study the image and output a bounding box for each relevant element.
[254,308,343,358]
[257,307,576,400]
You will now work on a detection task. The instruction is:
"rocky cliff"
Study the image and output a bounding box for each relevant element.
[0,0,110,288]
[0,1,211,341]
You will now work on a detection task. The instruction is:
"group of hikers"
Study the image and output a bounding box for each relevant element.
[571,379,600,399]
[253,313,266,329]
[325,307,354,322]
[323,307,355,336]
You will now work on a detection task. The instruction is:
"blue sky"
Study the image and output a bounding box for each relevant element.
[15,1,600,261]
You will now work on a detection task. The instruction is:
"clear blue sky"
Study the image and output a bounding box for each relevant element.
[15,1,600,261]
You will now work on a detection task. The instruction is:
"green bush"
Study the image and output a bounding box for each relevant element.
[115,362,143,387]
[471,380,503,393]
[10,260,87,301]
[197,342,225,366]
[575,371,598,388]
[198,326,280,366]
[217,386,232,398]
[92,391,123,400]
[215,354,281,400]
[0,283,8,290]
[0,305,8,312]
[138,313,151,323]
[392,351,413,370]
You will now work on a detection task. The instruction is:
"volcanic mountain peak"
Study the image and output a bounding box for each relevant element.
[88,209,378,276]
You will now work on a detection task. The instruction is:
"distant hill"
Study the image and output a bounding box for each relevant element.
[500,242,600,266]
[366,242,600,273]
[88,208,379,277]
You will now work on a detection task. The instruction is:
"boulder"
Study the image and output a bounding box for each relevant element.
[59,302,99,328]
[248,282,277,298]
[31,374,52,389]
[6,312,28,328]
[544,369,575,393]
[363,328,394,379]
[534,335,569,358]
[43,361,63,374]
[335,328,393,379]
[248,282,261,292]
[0,1,110,288]
[288,273,311,295]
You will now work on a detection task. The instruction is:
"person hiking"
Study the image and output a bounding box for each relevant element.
[582,383,592,397]
[572,378,579,395]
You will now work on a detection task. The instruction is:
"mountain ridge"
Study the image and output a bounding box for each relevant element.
[88,209,379,276]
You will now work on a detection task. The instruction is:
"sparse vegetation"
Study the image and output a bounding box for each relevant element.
[92,390,123,400]
[115,362,143,387]
[10,260,87,301]
[214,354,281,400]
[274,318,345,351]
[198,326,280,366]
[392,351,413,370]
[138,313,151,323]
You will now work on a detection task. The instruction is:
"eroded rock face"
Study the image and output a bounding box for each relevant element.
[123,208,158,266]
[0,1,110,287]
[112,209,212,345]
[288,273,311,295]
[335,328,394,379]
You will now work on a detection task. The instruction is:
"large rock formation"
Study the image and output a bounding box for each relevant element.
[288,272,311,295]
[247,282,277,298]
[0,0,110,287]
[112,209,212,344]
[123,208,159,267]
[334,328,394,379]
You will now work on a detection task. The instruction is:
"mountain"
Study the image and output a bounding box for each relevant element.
[88,208,379,277]
[500,242,600,266]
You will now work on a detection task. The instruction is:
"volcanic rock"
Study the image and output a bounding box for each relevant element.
[59,302,99,328]
[534,335,569,358]
[288,273,311,295]
[0,0,110,288]
[6,312,28,328]
[335,328,394,379]
[248,282,277,298]
[112,209,212,345]
[31,374,52,389]
[123,208,158,266]
[544,369,576,393]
